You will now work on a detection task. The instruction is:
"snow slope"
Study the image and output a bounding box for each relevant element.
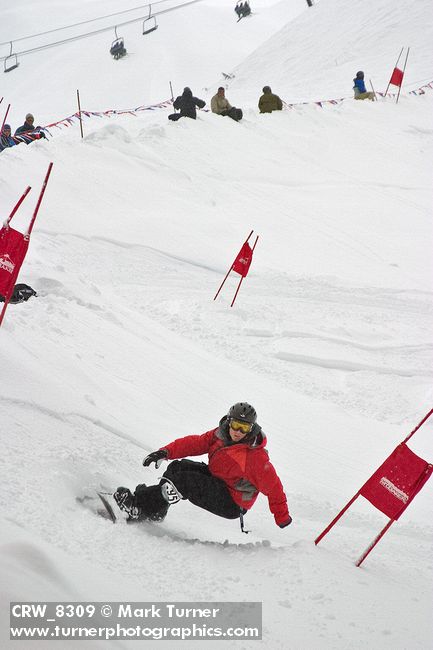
[228,0,433,103]
[1,0,432,648]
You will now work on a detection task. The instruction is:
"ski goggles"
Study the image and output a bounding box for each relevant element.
[229,419,253,434]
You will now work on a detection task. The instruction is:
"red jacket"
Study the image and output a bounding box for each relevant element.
[161,424,290,526]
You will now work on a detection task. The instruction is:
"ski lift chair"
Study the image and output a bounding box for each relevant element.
[4,42,19,73]
[242,2,252,17]
[143,6,158,35]
[110,28,127,59]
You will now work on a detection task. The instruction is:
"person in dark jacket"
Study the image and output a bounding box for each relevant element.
[353,71,375,100]
[14,113,47,144]
[258,86,283,113]
[168,87,205,121]
[15,113,36,135]
[114,402,292,529]
[0,124,16,152]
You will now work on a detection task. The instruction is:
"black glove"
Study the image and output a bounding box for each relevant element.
[142,449,168,468]
[278,516,292,529]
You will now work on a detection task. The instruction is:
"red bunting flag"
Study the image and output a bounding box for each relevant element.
[315,408,433,566]
[214,230,259,307]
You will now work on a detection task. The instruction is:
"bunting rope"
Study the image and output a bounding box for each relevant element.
[282,80,433,109]
[15,79,433,139]
[43,98,175,133]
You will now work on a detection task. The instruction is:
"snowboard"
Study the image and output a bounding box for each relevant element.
[77,490,117,523]
[77,491,283,549]
[96,491,117,523]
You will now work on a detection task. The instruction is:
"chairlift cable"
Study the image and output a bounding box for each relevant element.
[0,0,176,46]
[0,0,205,63]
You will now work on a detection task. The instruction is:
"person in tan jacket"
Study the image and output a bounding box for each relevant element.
[258,86,283,113]
[211,87,231,114]
[211,87,243,121]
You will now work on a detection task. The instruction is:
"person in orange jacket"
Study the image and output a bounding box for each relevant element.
[114,402,292,529]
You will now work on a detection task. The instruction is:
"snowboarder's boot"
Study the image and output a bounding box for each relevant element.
[134,483,170,522]
[113,487,142,520]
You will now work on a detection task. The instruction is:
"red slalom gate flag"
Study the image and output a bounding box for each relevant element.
[384,48,410,103]
[389,67,404,87]
[213,230,259,307]
[0,226,29,302]
[315,408,433,566]
[232,241,253,277]
[0,162,53,326]
[359,442,432,520]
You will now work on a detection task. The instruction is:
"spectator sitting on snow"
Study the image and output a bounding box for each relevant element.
[0,124,16,152]
[353,71,375,101]
[211,87,243,121]
[168,87,206,121]
[211,87,232,114]
[258,86,283,113]
[14,113,47,145]
[15,113,36,135]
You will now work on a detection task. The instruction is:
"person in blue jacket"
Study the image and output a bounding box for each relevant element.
[0,124,16,152]
[353,71,375,101]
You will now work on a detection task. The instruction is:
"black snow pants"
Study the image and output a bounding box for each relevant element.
[134,459,241,521]
[220,107,243,122]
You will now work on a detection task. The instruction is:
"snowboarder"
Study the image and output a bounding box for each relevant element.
[168,87,206,121]
[353,71,375,101]
[258,86,283,113]
[211,87,243,121]
[114,402,292,530]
